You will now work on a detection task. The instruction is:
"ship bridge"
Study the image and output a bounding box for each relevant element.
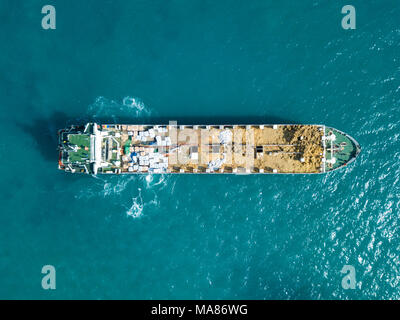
[58,123,121,174]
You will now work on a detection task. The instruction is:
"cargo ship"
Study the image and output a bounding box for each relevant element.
[58,123,361,174]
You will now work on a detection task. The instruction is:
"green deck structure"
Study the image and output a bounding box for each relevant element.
[68,134,90,163]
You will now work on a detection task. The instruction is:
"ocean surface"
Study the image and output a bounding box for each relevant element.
[0,0,399,299]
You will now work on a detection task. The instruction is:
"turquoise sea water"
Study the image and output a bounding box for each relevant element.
[0,0,399,299]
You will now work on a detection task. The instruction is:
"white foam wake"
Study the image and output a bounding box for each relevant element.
[73,96,167,218]
[127,188,144,218]
[86,95,153,122]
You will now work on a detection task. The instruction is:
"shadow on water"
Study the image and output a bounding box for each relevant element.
[17,112,299,162]
[17,111,72,162]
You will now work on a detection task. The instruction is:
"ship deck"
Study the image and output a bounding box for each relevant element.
[114,124,324,174]
[167,125,323,173]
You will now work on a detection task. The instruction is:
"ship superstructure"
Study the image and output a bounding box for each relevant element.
[58,123,360,174]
